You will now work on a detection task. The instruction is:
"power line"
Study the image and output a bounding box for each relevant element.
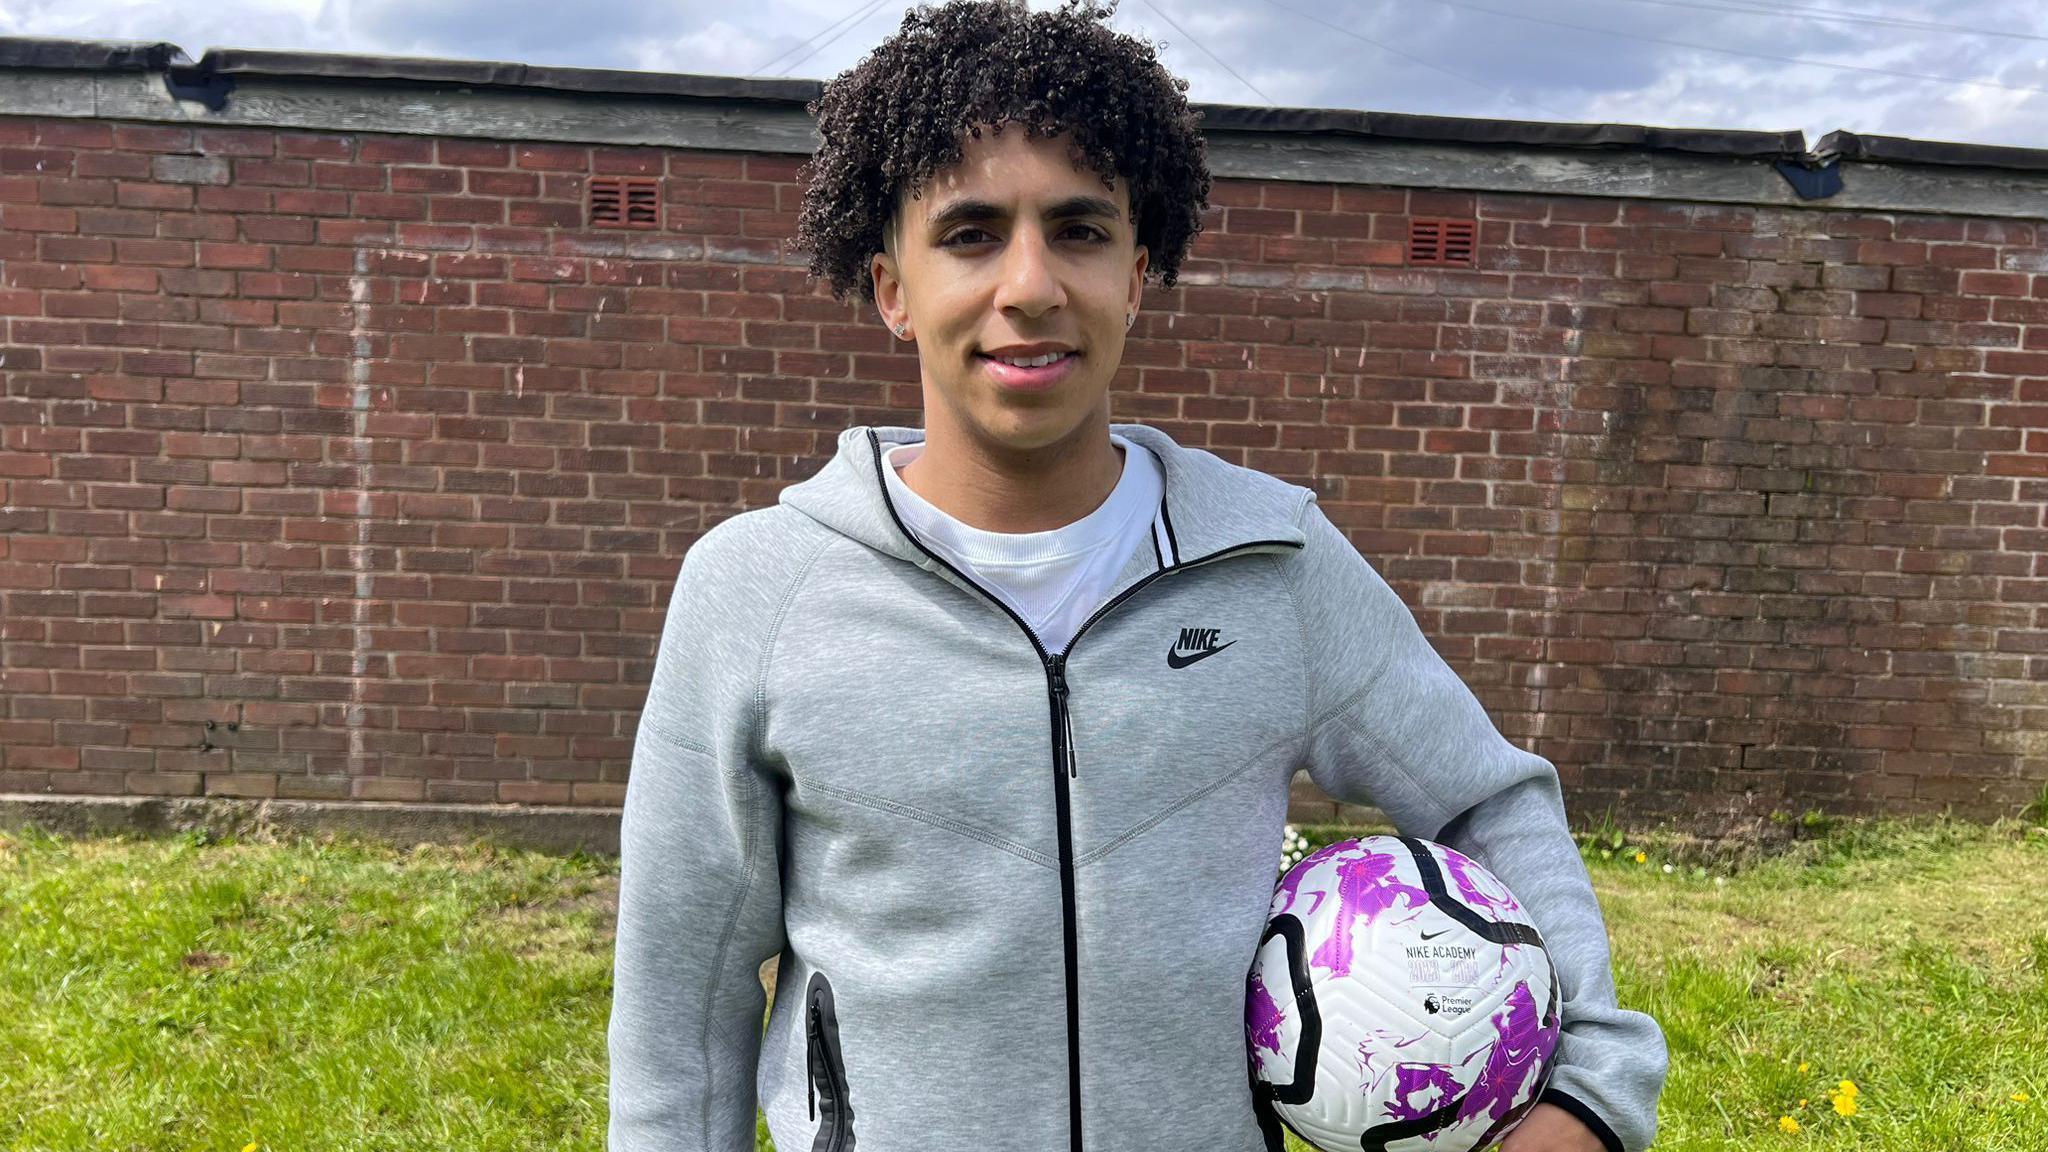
[748,0,883,76]
[1421,0,2048,99]
[1135,0,1276,105]
[776,0,905,78]
[1592,0,2048,46]
[748,0,896,78]
[1254,0,1577,121]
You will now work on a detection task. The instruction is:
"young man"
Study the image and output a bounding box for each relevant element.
[606,3,1667,1151]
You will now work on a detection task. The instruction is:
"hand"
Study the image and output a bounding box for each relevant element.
[1496,1102,1606,1152]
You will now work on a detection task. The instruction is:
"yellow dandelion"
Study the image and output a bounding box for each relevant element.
[1837,1079,1859,1097]
[1832,1094,1858,1117]
[1778,1115,1800,1134]
[2010,1092,2030,1103]
[1797,1062,1809,1073]
[242,1143,260,1152]
[1798,1099,1807,1107]
[1634,850,1647,864]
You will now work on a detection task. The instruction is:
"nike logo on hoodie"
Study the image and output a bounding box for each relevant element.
[1166,626,1235,668]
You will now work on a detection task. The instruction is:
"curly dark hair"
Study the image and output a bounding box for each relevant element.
[788,0,1212,309]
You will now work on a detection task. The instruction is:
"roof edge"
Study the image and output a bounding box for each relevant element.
[1194,104,1806,160]
[0,35,192,72]
[177,45,825,107]
[3,35,2047,180]
[1816,129,2048,174]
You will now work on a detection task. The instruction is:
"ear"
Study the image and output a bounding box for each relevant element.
[873,211,911,340]
[1127,242,1149,318]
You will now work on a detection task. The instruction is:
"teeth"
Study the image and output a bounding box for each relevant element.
[992,351,1069,368]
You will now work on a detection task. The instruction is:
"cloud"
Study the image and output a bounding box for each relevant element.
[0,0,2042,148]
[0,0,337,49]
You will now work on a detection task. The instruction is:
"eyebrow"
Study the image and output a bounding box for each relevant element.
[924,194,1123,233]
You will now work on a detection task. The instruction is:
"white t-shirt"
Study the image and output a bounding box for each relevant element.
[882,433,1164,656]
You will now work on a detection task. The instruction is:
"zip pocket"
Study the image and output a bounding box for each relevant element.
[804,970,856,1152]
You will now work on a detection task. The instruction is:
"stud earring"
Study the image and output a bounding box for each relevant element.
[1125,312,1136,328]
[893,323,908,339]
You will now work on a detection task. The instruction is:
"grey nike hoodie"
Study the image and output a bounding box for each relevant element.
[606,421,1668,1152]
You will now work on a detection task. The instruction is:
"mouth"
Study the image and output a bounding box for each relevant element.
[975,349,1082,391]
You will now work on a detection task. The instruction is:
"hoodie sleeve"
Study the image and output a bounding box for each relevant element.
[1283,498,1668,1152]
[608,519,789,1152]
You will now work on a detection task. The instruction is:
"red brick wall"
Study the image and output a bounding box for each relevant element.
[2,115,2045,827]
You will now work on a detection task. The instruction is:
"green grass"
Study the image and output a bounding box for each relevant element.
[0,825,615,1151]
[1,812,2044,1150]
[1575,815,2048,1151]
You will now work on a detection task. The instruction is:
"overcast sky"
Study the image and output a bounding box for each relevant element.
[3,0,2044,150]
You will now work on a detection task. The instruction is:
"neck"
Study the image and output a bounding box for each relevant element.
[896,417,1125,534]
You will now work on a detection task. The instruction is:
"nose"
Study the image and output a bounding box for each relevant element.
[991,222,1066,319]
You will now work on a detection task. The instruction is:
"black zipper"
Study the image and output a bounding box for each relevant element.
[1050,653,1075,777]
[865,429,1303,1152]
[805,972,854,1151]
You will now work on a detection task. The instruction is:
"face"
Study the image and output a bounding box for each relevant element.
[871,121,1148,459]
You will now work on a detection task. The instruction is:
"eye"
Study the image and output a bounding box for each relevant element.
[938,224,1110,248]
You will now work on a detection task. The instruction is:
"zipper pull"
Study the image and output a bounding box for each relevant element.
[807,1005,818,1120]
[1051,655,1075,779]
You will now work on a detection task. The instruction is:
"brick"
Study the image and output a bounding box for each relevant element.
[514,143,590,171]
[0,117,2037,828]
[1224,208,1297,236]
[151,155,231,185]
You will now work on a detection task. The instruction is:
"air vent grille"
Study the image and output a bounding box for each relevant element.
[590,176,660,230]
[1407,217,1477,267]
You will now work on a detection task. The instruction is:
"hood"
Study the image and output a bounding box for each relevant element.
[776,422,1313,572]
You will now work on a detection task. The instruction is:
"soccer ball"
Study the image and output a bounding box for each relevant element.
[1245,835,1560,1152]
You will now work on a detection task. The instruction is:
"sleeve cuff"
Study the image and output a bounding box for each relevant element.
[1539,1087,1624,1152]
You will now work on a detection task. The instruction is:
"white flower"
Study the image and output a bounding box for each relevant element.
[1278,824,1313,873]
